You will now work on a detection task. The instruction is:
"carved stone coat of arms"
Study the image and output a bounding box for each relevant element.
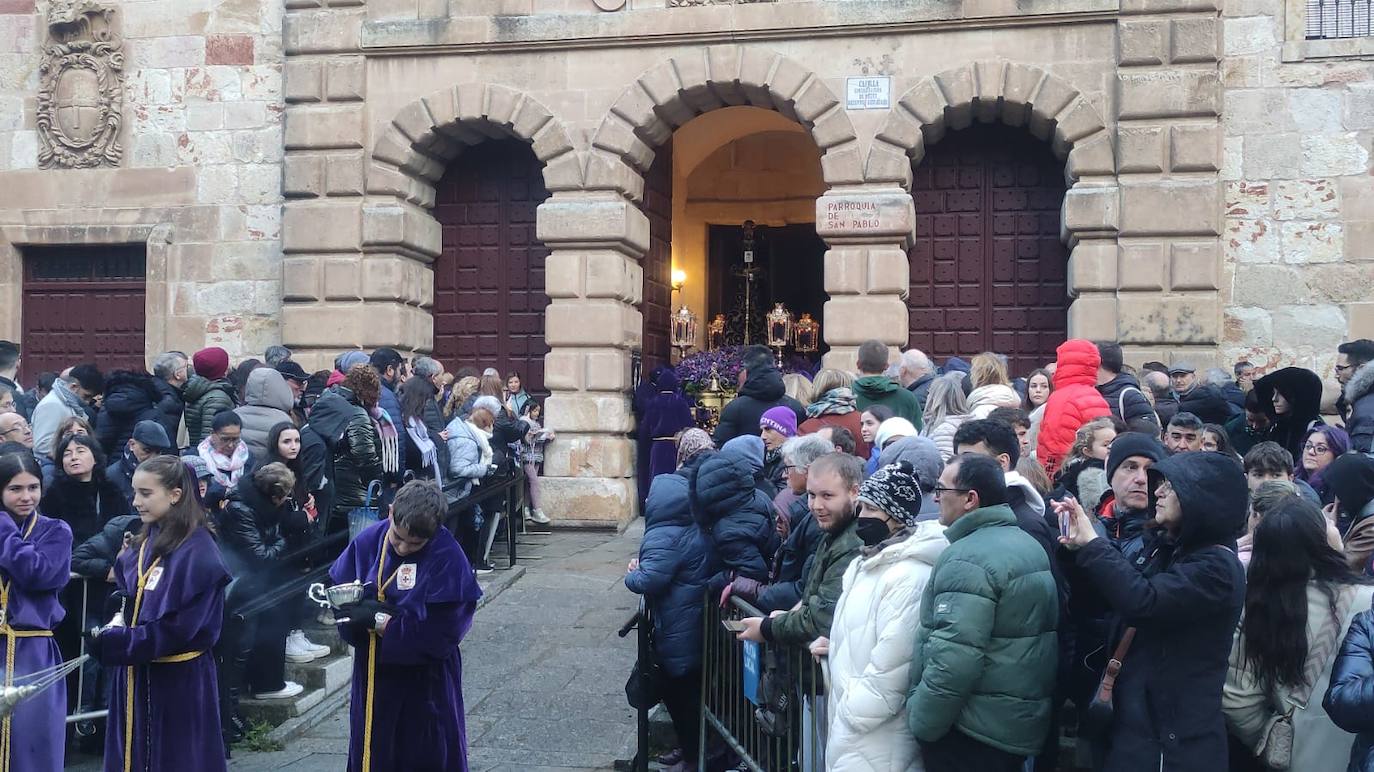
[36,0,124,169]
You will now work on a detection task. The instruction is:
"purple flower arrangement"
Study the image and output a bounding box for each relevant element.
[677,346,743,395]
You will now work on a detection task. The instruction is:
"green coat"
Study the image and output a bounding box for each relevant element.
[853,375,924,429]
[767,518,862,646]
[182,375,237,448]
[906,504,1058,756]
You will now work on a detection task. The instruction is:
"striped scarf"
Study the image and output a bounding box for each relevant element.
[370,406,400,475]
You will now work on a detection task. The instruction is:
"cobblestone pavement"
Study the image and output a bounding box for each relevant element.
[120,523,645,772]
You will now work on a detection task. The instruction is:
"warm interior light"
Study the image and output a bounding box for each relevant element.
[671,269,687,289]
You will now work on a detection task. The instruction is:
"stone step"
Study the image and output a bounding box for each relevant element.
[286,650,353,691]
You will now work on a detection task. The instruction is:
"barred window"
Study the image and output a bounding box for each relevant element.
[1307,0,1372,38]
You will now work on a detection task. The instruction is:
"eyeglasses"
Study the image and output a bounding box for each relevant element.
[1304,443,1331,454]
[932,485,971,497]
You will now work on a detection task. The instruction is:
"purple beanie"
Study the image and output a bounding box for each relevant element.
[760,406,798,438]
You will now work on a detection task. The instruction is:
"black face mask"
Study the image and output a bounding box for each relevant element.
[855,517,891,547]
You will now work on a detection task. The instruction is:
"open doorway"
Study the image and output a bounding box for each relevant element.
[707,223,827,359]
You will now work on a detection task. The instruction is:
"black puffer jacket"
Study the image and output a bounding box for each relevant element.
[41,471,130,545]
[1255,367,1325,462]
[308,386,382,514]
[183,375,237,447]
[71,514,141,580]
[1177,383,1236,426]
[1072,451,1247,772]
[96,371,172,456]
[1324,605,1374,772]
[711,366,805,446]
[151,378,184,447]
[1097,373,1160,435]
[218,474,301,591]
[688,439,778,587]
[756,496,823,613]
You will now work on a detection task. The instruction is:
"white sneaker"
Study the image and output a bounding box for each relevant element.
[295,629,331,658]
[528,509,551,525]
[285,632,319,664]
[253,681,304,700]
[285,630,325,663]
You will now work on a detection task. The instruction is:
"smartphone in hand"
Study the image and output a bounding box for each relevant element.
[721,619,747,633]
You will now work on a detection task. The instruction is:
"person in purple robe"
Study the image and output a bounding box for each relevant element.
[0,451,71,772]
[634,365,670,510]
[88,455,230,772]
[638,369,695,490]
[330,479,482,772]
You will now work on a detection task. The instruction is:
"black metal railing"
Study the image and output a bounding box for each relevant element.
[700,595,826,772]
[1307,0,1372,38]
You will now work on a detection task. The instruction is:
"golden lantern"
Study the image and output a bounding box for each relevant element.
[670,305,697,357]
[766,303,794,367]
[707,314,727,350]
[794,312,820,354]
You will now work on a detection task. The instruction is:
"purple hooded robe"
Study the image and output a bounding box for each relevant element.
[330,518,482,772]
[100,525,230,772]
[0,511,71,772]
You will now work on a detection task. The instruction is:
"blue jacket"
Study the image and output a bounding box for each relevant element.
[1325,606,1374,772]
[625,469,718,677]
[379,381,408,463]
[756,496,822,613]
[688,437,778,586]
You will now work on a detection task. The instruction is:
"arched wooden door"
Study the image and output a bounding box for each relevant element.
[432,139,550,394]
[907,125,1068,376]
[640,141,673,376]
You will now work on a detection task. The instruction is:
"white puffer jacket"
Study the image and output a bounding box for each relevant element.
[825,521,948,772]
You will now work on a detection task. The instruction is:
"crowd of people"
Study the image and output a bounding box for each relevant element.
[0,339,545,770]
[626,337,1374,772]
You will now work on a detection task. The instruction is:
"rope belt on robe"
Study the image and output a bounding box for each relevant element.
[0,515,45,772]
[362,528,402,772]
[123,540,205,772]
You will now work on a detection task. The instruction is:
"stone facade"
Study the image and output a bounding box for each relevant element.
[0,0,1370,523]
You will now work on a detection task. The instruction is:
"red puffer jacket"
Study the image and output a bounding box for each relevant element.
[1037,339,1111,478]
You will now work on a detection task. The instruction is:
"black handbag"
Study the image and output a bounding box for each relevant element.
[625,655,663,711]
[1082,627,1135,738]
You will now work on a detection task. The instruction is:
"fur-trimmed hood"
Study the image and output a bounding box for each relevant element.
[1346,359,1374,404]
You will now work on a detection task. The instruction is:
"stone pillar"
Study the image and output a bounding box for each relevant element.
[815,187,916,369]
[1112,0,1224,366]
[536,192,650,527]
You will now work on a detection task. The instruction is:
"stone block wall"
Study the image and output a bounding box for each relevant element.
[1220,0,1374,378]
[0,0,285,362]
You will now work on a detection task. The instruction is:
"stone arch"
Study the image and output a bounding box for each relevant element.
[864,61,1115,189]
[588,45,864,199]
[366,82,583,209]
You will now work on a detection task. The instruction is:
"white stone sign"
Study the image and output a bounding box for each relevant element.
[846,76,891,110]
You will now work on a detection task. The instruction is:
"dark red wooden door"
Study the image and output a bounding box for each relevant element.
[432,139,550,394]
[908,125,1068,376]
[21,245,147,382]
[641,141,673,375]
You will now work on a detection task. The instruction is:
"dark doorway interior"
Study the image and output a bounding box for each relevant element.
[432,138,550,395]
[907,124,1068,377]
[21,244,147,383]
[707,223,827,356]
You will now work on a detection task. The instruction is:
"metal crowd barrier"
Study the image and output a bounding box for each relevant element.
[443,468,527,569]
[700,595,826,772]
[619,597,652,772]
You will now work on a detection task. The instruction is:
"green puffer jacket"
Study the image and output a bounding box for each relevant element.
[906,504,1059,756]
[766,518,862,646]
[183,375,238,447]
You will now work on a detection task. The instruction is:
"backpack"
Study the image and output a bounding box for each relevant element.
[1118,386,1161,435]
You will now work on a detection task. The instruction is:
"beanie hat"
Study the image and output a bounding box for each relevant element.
[131,420,172,453]
[874,417,918,450]
[1105,431,1167,483]
[759,406,798,438]
[192,347,230,380]
[676,428,714,468]
[878,435,944,492]
[858,460,923,527]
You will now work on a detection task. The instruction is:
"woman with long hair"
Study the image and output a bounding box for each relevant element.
[41,432,127,545]
[969,352,1009,390]
[800,369,869,459]
[262,422,330,665]
[922,374,972,462]
[1296,424,1350,505]
[859,405,895,476]
[399,359,450,484]
[89,455,231,772]
[0,451,72,772]
[1023,368,1053,412]
[783,373,814,408]
[1224,495,1374,770]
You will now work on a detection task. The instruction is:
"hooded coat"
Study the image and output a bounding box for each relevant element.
[1037,340,1112,478]
[1327,454,1374,574]
[96,371,175,457]
[182,374,238,448]
[1346,360,1374,454]
[1071,451,1247,772]
[1177,383,1238,425]
[1254,367,1325,463]
[711,365,805,446]
[624,467,719,678]
[234,368,295,461]
[827,522,948,772]
[853,375,924,428]
[1097,372,1161,436]
[687,436,779,587]
[756,495,824,613]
